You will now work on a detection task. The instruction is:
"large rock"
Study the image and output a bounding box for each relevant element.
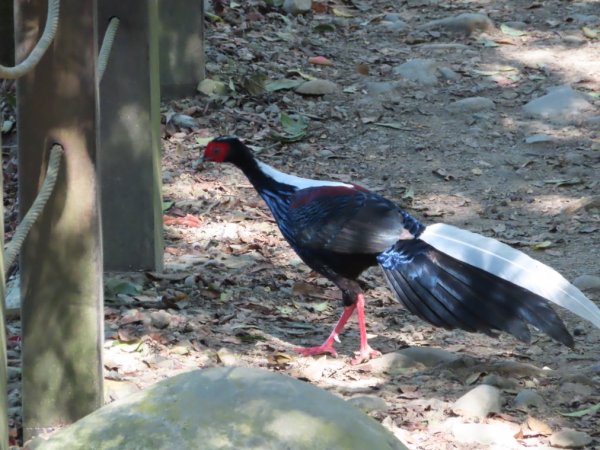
[31,367,408,450]
[523,85,595,123]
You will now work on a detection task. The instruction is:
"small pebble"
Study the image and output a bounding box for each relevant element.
[347,395,389,413]
[283,0,312,15]
[549,429,592,448]
[150,310,172,329]
[452,385,503,419]
[513,389,545,410]
[447,97,495,113]
[184,275,197,287]
[572,274,600,292]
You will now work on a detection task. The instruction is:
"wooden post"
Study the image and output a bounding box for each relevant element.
[158,0,205,99]
[15,0,103,439]
[0,0,14,66]
[98,0,164,272]
[0,134,8,450]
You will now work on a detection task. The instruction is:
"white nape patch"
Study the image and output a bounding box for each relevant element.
[257,160,352,190]
[420,223,600,329]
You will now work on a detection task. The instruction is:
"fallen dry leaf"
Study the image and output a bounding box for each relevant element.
[308,56,334,66]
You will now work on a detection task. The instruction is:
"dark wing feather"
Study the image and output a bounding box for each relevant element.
[288,187,404,254]
[378,240,574,346]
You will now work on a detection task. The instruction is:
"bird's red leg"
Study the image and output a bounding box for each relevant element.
[351,293,381,365]
[295,303,356,357]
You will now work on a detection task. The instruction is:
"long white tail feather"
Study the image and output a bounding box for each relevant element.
[420,223,600,329]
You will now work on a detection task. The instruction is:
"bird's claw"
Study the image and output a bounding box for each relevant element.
[350,346,381,365]
[294,344,338,358]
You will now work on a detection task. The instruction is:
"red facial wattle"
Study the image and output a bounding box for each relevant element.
[204,141,229,162]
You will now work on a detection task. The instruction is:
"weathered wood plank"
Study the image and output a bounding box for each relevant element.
[0,0,14,66]
[98,0,164,271]
[15,0,103,439]
[159,0,205,99]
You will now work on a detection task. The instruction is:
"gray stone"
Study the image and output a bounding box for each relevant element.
[381,21,409,33]
[7,366,20,382]
[504,21,527,30]
[525,134,556,144]
[368,352,426,375]
[562,35,587,46]
[447,97,495,113]
[295,79,339,95]
[451,422,520,446]
[31,368,408,450]
[184,275,197,287]
[573,274,600,292]
[549,429,592,448]
[171,114,197,129]
[397,347,459,366]
[393,59,439,86]
[347,395,389,413]
[452,385,503,419]
[383,13,403,22]
[438,67,460,81]
[559,382,593,397]
[407,0,439,6]
[419,13,494,34]
[369,347,458,375]
[5,276,20,313]
[150,310,172,329]
[523,85,595,123]
[283,0,312,15]
[365,81,399,95]
[480,374,519,391]
[197,78,228,96]
[513,389,545,410]
[569,14,599,25]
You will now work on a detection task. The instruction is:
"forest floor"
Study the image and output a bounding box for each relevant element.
[3,0,600,448]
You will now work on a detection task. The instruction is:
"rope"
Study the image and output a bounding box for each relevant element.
[97,17,120,82]
[4,145,63,272]
[0,0,61,79]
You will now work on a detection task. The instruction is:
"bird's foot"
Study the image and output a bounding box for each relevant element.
[350,346,381,365]
[295,344,338,358]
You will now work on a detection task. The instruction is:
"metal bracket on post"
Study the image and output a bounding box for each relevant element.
[98,0,164,272]
[15,0,104,439]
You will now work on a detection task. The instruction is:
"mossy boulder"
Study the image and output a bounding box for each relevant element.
[31,367,408,450]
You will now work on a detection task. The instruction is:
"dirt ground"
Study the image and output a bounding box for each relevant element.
[3,0,600,448]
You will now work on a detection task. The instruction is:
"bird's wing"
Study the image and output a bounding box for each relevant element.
[288,186,405,254]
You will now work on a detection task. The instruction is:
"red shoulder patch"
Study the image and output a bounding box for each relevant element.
[290,185,366,208]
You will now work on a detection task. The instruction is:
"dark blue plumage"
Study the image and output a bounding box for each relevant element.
[201,136,593,364]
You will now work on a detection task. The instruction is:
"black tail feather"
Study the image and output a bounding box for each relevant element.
[378,240,574,347]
